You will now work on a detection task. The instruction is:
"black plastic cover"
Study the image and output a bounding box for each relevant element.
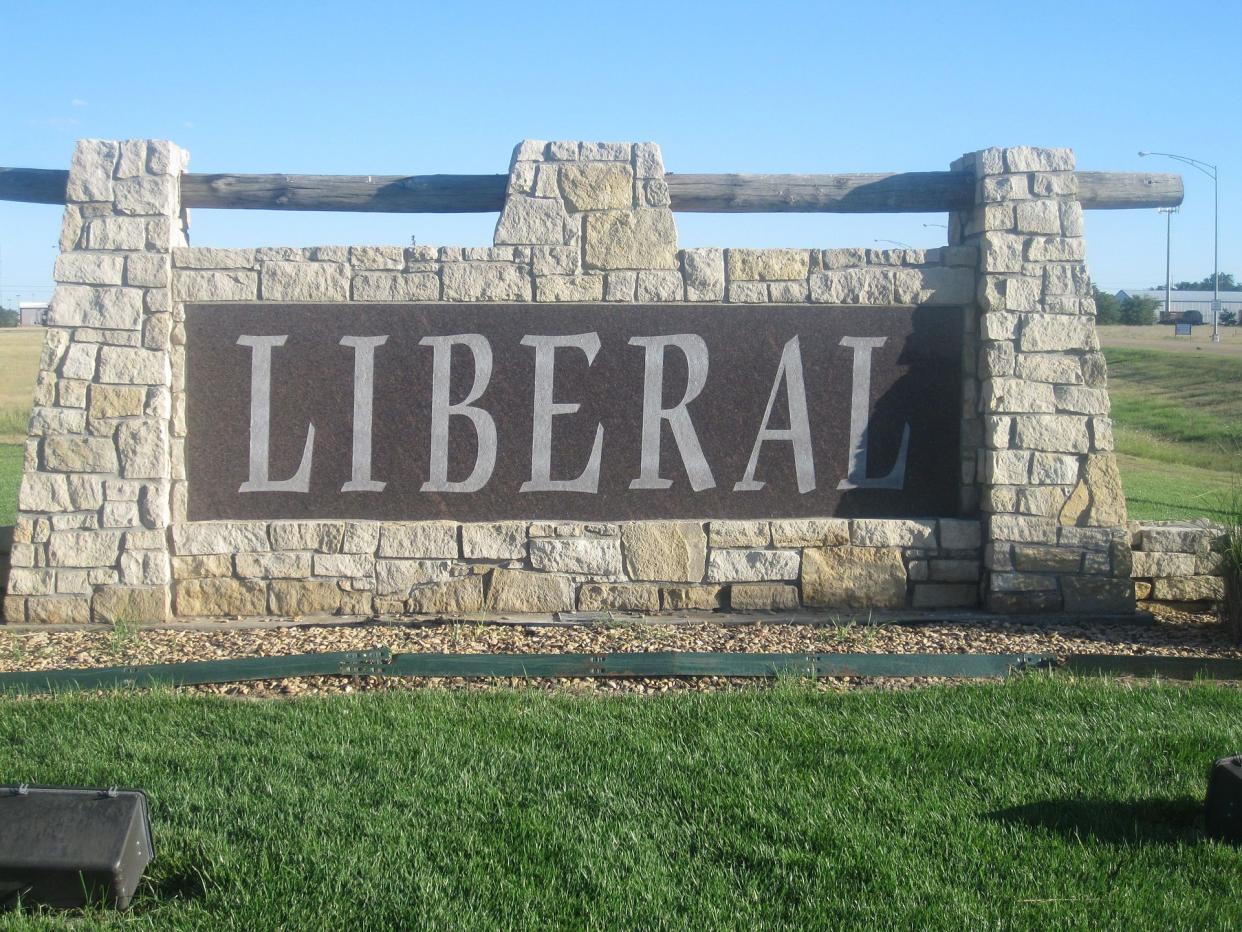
[1205,755,1242,843]
[0,785,154,909]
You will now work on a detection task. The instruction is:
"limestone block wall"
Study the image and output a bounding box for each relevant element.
[6,140,186,624]
[1131,521,1227,606]
[953,147,1134,615]
[4,137,1134,622]
[164,516,982,617]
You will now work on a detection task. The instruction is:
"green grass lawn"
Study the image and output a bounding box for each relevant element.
[0,443,23,526]
[1106,347,1242,474]
[1103,346,1240,521]
[2,678,1241,929]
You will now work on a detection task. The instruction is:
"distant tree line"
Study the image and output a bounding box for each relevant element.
[1094,288,1159,326]
[0,306,17,327]
[1157,273,1241,292]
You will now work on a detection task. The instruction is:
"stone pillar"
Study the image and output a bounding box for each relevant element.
[954,146,1134,613]
[5,139,186,623]
[494,140,679,300]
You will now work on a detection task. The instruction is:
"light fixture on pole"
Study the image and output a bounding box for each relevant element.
[1157,206,1178,324]
[874,238,913,249]
[1139,151,1219,342]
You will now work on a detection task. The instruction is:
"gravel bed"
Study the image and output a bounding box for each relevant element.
[0,604,1235,697]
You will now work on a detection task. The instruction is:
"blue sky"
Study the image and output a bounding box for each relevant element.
[2,0,1239,306]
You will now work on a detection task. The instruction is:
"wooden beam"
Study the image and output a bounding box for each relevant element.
[182,172,509,213]
[1074,171,1185,210]
[665,172,976,212]
[0,166,1184,213]
[0,167,68,205]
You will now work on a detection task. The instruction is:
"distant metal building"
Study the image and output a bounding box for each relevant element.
[1117,289,1242,324]
[18,302,48,326]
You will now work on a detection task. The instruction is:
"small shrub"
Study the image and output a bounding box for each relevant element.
[1120,295,1159,326]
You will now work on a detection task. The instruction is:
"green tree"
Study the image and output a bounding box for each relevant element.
[1119,294,1159,325]
[1168,273,1240,291]
[0,307,16,327]
[1093,286,1122,325]
[1221,310,1238,326]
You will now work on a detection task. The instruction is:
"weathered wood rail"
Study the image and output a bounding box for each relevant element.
[0,166,1182,213]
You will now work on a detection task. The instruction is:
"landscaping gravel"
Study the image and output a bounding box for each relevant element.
[0,604,1235,697]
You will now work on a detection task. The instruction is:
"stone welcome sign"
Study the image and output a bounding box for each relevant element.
[185,303,962,521]
[3,137,1149,623]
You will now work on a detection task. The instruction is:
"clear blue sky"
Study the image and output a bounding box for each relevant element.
[2,0,1239,306]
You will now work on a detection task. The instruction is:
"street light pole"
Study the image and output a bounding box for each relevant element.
[1157,207,1177,322]
[1139,151,1220,342]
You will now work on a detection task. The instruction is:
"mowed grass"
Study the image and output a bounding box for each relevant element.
[1116,454,1238,523]
[1105,345,1242,473]
[2,678,1242,929]
[1101,340,1241,520]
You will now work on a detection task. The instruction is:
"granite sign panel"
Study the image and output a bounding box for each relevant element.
[184,303,963,521]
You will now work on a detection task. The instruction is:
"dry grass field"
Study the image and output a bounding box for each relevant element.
[0,327,44,440]
[1097,323,1242,357]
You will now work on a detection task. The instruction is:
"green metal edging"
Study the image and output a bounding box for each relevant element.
[1,650,1240,695]
[0,650,1044,694]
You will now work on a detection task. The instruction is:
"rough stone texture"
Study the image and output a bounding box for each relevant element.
[850,519,936,548]
[584,211,677,270]
[802,546,907,609]
[407,576,485,614]
[174,270,258,302]
[352,271,438,302]
[730,583,800,611]
[461,522,527,560]
[269,580,342,616]
[681,248,725,301]
[174,523,269,555]
[261,261,349,301]
[959,145,1131,614]
[529,537,623,576]
[375,559,454,596]
[377,523,458,559]
[708,521,769,548]
[707,549,800,582]
[442,263,532,301]
[174,578,266,616]
[91,586,167,624]
[1131,551,1197,578]
[621,522,707,582]
[770,519,849,548]
[1062,577,1135,613]
[486,568,574,613]
[728,249,811,282]
[559,163,634,211]
[578,582,660,612]
[26,596,91,625]
[494,197,572,246]
[661,585,723,611]
[1151,575,1225,602]
[269,522,345,553]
